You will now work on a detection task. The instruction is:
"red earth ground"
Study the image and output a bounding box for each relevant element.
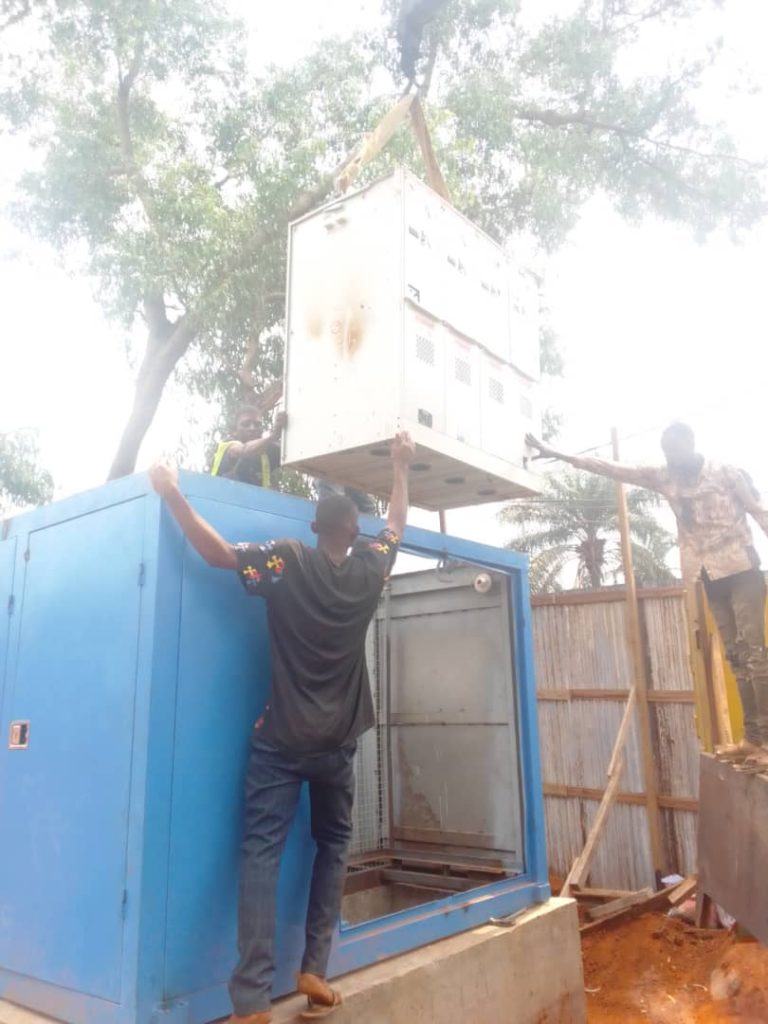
[582,912,768,1023]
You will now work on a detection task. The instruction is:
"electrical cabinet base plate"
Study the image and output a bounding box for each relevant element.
[286,430,540,510]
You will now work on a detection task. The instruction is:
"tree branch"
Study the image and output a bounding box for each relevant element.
[115,35,156,214]
[1,0,31,32]
[143,293,173,341]
[511,105,766,170]
[607,0,689,36]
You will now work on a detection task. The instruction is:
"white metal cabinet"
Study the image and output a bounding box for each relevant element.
[283,167,541,509]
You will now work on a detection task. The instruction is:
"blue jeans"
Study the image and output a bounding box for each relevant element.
[229,735,356,1015]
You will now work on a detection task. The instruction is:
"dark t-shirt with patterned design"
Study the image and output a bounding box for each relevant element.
[235,528,400,752]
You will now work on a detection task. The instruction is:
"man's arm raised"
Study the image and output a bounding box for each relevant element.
[525,434,665,492]
[149,464,238,570]
[387,431,415,539]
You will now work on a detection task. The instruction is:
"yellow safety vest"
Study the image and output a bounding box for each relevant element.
[211,442,271,488]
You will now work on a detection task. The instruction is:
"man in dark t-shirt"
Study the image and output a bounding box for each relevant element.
[149,432,415,1024]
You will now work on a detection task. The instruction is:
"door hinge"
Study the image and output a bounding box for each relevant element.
[7,594,14,616]
[121,889,128,918]
[138,562,146,587]
[23,548,30,562]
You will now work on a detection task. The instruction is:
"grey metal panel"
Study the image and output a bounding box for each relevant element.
[384,567,524,868]
[350,626,387,855]
[699,754,768,942]
[390,605,511,719]
[392,725,521,855]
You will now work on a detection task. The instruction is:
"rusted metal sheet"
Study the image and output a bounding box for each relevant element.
[643,596,694,692]
[652,702,699,798]
[534,588,700,890]
[533,601,633,692]
[698,754,768,942]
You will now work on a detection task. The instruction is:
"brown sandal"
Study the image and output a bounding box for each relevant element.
[299,990,342,1019]
[297,974,343,1020]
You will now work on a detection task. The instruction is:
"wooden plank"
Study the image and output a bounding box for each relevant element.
[668,875,697,906]
[691,583,717,751]
[587,888,654,921]
[560,684,637,898]
[710,627,734,747]
[381,869,477,892]
[537,688,695,704]
[543,783,698,813]
[391,825,500,851]
[580,884,679,933]
[612,428,664,881]
[389,850,508,874]
[531,585,686,608]
[344,867,383,895]
[572,886,634,901]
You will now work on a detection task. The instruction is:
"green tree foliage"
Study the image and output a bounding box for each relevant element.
[501,469,677,592]
[0,429,54,513]
[2,0,764,478]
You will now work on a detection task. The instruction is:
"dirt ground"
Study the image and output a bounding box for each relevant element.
[582,913,768,1023]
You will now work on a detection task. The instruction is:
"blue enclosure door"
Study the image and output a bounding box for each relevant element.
[0,500,145,1003]
[163,497,314,1003]
[0,537,17,717]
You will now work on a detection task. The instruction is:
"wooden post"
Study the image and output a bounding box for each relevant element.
[611,428,665,883]
[685,584,716,752]
[560,687,637,897]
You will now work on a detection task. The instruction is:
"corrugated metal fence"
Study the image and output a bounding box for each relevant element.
[533,586,699,890]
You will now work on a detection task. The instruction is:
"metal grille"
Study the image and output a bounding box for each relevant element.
[488,377,504,403]
[349,593,390,856]
[415,334,435,365]
[454,357,471,385]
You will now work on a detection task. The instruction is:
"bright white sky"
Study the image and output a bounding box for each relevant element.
[1,0,767,575]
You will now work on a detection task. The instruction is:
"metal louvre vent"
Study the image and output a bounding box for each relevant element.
[489,378,504,403]
[415,334,435,365]
[454,357,471,385]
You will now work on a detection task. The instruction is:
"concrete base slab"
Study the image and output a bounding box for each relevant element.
[0,1005,58,1024]
[0,899,585,1024]
[277,897,585,1024]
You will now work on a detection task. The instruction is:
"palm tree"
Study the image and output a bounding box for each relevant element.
[500,470,677,594]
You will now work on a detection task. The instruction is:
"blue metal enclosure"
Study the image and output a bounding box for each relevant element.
[0,473,548,1024]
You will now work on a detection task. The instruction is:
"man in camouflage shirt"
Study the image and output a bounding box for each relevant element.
[527,422,768,766]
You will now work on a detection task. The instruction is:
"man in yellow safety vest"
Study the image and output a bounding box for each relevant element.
[211,407,287,489]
